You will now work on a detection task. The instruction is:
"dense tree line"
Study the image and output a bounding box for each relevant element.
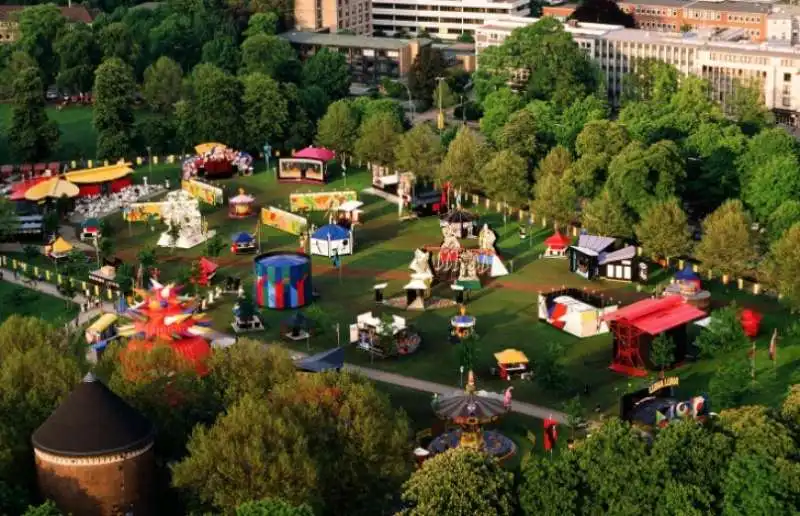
[0,2,352,161]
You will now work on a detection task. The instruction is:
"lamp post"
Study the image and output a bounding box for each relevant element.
[403,83,416,125]
[459,365,464,387]
[436,76,446,131]
[146,146,152,186]
[460,95,466,125]
[263,142,272,174]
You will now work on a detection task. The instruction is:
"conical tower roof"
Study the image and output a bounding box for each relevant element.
[32,373,153,457]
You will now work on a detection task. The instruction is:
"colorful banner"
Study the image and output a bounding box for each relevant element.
[289,190,358,212]
[261,207,308,235]
[123,202,163,222]
[181,179,223,205]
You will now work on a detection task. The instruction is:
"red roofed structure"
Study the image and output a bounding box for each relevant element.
[293,146,335,162]
[544,230,572,257]
[602,296,706,377]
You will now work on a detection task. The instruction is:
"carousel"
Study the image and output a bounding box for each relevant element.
[663,263,710,310]
[228,189,255,218]
[450,305,476,341]
[433,223,508,287]
[428,372,516,460]
[440,209,478,239]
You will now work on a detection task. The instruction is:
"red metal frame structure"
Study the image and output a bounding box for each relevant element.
[602,296,706,377]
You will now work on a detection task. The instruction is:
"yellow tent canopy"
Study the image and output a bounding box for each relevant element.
[24,177,79,201]
[65,163,133,184]
[494,349,529,365]
[87,313,118,334]
[49,237,73,255]
[195,142,227,154]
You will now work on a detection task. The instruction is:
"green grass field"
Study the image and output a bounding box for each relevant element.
[0,280,77,325]
[62,164,797,418]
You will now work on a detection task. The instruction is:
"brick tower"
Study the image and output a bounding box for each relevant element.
[31,373,155,516]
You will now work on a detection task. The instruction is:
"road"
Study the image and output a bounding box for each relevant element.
[0,266,568,423]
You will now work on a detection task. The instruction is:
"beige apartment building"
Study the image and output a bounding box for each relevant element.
[294,0,372,35]
[476,16,800,124]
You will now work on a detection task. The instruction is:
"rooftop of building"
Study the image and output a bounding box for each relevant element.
[280,31,431,50]
[32,373,154,457]
[604,26,800,56]
[477,15,624,36]
[0,5,93,23]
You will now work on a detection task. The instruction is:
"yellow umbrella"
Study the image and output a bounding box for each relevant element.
[195,142,227,154]
[24,177,79,201]
[48,237,73,257]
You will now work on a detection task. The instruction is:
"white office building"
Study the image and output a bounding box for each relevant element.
[372,0,529,40]
[476,16,800,123]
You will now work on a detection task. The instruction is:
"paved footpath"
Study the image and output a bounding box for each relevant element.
[1,266,568,423]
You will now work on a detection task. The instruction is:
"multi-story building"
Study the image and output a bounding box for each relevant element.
[0,5,92,42]
[476,16,800,123]
[371,0,530,40]
[543,0,773,42]
[280,31,431,82]
[294,0,372,35]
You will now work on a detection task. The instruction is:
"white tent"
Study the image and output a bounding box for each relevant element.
[310,224,353,257]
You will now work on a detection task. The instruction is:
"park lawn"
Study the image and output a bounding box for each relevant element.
[0,280,77,325]
[0,105,96,163]
[17,165,798,417]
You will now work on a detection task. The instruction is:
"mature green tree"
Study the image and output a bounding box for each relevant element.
[394,124,444,185]
[302,49,350,100]
[142,56,183,114]
[722,452,797,516]
[634,197,692,259]
[683,122,746,210]
[17,5,65,84]
[581,190,635,238]
[281,83,315,150]
[315,100,359,159]
[400,448,515,516]
[174,373,411,515]
[575,120,629,158]
[201,37,240,74]
[93,58,136,160]
[570,0,635,26]
[762,224,800,310]
[695,305,750,357]
[519,451,581,515]
[207,339,296,408]
[476,17,599,107]
[622,58,679,104]
[299,85,330,124]
[99,22,140,64]
[556,94,608,150]
[668,76,724,135]
[481,150,529,207]
[240,34,297,81]
[767,200,800,240]
[480,87,523,143]
[0,198,17,241]
[650,333,676,376]
[354,111,402,168]
[744,154,800,222]
[188,64,244,148]
[695,200,757,278]
[351,97,405,127]
[616,99,675,144]
[437,127,487,192]
[433,79,457,109]
[0,51,39,100]
[54,24,96,94]
[22,500,62,516]
[407,46,446,106]
[531,341,569,391]
[241,73,288,153]
[236,498,314,516]
[148,12,208,74]
[8,66,58,162]
[244,12,280,37]
[496,109,540,163]
[606,140,684,216]
[737,127,797,182]
[535,146,572,180]
[565,154,608,199]
[728,81,774,135]
[532,171,577,229]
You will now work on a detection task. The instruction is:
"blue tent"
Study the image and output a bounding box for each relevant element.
[232,232,255,244]
[312,224,349,240]
[294,347,344,373]
[675,264,699,281]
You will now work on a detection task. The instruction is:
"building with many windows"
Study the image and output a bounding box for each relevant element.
[371,0,529,40]
[475,16,800,124]
[294,0,372,34]
[543,0,773,42]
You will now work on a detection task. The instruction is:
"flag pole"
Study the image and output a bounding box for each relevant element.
[751,338,756,382]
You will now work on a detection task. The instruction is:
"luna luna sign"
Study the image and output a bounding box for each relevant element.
[649,376,679,394]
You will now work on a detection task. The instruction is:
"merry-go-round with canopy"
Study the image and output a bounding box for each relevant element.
[427,372,516,461]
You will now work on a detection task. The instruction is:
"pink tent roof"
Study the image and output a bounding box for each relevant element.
[602,296,706,335]
[544,231,571,249]
[293,146,335,162]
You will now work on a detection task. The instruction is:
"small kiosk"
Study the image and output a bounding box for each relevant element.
[231,232,257,254]
[80,218,101,241]
[493,349,531,380]
[334,200,364,228]
[278,146,335,184]
[543,230,571,258]
[404,277,431,311]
